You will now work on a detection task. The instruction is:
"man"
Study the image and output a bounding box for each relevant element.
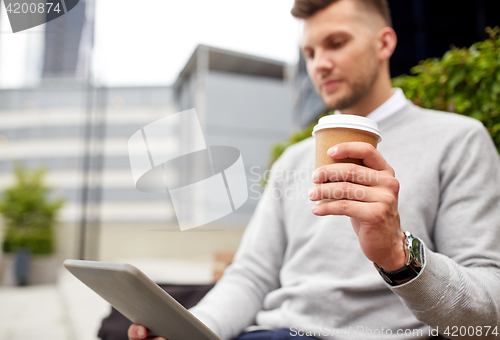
[130,0,500,339]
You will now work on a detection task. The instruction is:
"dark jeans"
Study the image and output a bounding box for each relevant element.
[234,328,319,340]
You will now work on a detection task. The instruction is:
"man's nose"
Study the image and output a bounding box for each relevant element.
[313,50,334,74]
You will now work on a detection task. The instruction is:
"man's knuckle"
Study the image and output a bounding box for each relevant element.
[381,175,399,192]
[338,199,350,212]
[371,206,386,223]
[365,143,377,153]
[381,192,395,205]
[347,162,357,173]
[342,181,352,194]
[386,166,396,177]
[388,177,400,193]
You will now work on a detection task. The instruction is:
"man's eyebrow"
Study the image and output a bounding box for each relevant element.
[300,44,311,53]
[301,32,346,52]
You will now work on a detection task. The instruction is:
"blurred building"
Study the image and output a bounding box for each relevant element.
[175,45,292,225]
[0,0,93,87]
[0,45,292,261]
[42,0,93,80]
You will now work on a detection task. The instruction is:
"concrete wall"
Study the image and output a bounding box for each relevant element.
[55,222,245,264]
[205,71,292,224]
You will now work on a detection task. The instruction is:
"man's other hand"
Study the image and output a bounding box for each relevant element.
[128,324,168,340]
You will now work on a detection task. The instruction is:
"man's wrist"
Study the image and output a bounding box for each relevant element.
[376,230,407,271]
[374,231,425,286]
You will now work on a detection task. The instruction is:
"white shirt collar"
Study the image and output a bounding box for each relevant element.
[334,88,409,123]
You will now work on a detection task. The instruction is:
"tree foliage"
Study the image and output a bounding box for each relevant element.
[0,162,64,254]
[393,26,500,151]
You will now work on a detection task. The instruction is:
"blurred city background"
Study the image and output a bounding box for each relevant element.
[0,0,498,339]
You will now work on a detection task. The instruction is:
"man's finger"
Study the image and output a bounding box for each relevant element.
[313,162,380,186]
[328,142,394,175]
[309,182,382,202]
[128,324,148,340]
[311,198,381,222]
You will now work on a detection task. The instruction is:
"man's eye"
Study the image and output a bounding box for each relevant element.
[330,41,345,48]
[303,51,314,59]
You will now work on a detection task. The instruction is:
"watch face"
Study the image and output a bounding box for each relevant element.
[411,237,425,267]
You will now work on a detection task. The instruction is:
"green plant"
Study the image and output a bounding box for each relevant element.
[393,26,500,151]
[0,162,64,255]
[267,26,500,181]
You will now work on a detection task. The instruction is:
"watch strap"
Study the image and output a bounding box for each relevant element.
[374,232,425,286]
[376,259,421,284]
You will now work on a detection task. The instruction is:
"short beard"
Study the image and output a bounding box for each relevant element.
[329,60,380,111]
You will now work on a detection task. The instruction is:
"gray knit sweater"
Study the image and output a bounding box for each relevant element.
[189,102,500,340]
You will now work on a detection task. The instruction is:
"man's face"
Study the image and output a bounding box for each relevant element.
[301,0,383,110]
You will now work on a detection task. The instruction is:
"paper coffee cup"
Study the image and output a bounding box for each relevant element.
[311,115,382,203]
[312,114,382,169]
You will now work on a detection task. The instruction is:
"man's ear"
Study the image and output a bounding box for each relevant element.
[377,27,397,61]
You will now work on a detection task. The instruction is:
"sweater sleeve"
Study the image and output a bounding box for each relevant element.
[188,152,288,340]
[390,121,500,339]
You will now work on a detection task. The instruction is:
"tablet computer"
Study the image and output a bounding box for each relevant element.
[63,259,222,340]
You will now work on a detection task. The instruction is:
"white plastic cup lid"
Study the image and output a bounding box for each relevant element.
[312,114,382,142]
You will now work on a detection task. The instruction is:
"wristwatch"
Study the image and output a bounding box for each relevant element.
[374,231,425,286]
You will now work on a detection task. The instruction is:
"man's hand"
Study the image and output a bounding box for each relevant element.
[308,142,406,271]
[128,324,168,340]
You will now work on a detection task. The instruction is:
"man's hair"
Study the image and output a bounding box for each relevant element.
[291,0,392,27]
